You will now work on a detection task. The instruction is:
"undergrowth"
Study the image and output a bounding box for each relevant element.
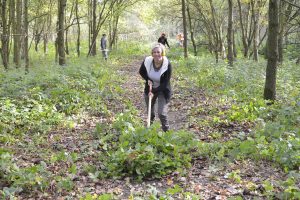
[170,50,300,197]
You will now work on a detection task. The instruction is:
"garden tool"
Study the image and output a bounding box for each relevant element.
[147,82,153,128]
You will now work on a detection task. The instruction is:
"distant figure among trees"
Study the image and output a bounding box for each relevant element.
[176,33,184,47]
[158,33,170,49]
[100,34,108,60]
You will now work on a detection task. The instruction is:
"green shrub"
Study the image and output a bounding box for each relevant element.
[97,112,197,180]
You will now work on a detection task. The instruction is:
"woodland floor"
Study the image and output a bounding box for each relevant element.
[9,57,286,199]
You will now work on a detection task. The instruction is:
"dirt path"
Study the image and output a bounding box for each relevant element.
[117,57,204,132]
[114,58,285,199]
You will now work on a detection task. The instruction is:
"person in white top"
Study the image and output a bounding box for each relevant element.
[139,43,172,132]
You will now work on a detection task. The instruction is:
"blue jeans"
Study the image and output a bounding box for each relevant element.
[102,49,108,60]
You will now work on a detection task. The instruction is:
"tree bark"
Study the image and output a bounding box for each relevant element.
[233,29,237,58]
[182,0,188,58]
[209,0,220,62]
[75,0,80,57]
[109,14,119,49]
[227,0,234,66]
[65,0,75,56]
[90,0,97,56]
[187,0,197,56]
[44,1,53,55]
[237,0,252,58]
[14,0,22,67]
[7,0,15,63]
[24,0,29,73]
[57,0,66,65]
[264,0,279,101]
[251,0,259,61]
[1,0,9,69]
[65,24,69,55]
[278,0,288,63]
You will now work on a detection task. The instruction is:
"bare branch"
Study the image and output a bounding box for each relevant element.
[282,0,300,9]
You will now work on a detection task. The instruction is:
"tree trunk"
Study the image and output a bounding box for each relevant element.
[227,0,234,66]
[109,12,119,50]
[187,0,197,56]
[209,0,220,63]
[65,28,69,55]
[233,29,237,58]
[44,0,53,55]
[220,28,226,59]
[7,0,14,63]
[43,35,48,55]
[278,27,284,63]
[24,0,29,73]
[34,28,41,52]
[65,0,75,56]
[75,0,80,57]
[88,0,91,52]
[264,0,279,101]
[57,0,66,65]
[251,0,259,61]
[14,0,21,67]
[1,0,9,69]
[237,0,251,58]
[278,0,287,63]
[90,0,97,56]
[182,0,188,58]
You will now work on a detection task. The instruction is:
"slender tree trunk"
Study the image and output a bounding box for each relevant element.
[237,0,251,58]
[34,28,41,52]
[10,0,16,65]
[90,0,97,56]
[44,0,53,55]
[43,35,48,54]
[227,0,234,66]
[65,0,75,56]
[65,28,69,55]
[209,0,220,62]
[88,0,91,51]
[220,28,226,59]
[264,0,279,101]
[278,0,286,63]
[187,0,197,56]
[251,0,259,61]
[233,29,237,58]
[182,0,188,58]
[278,26,284,63]
[208,35,213,54]
[7,0,15,63]
[57,0,66,65]
[1,0,9,69]
[75,0,80,57]
[110,14,119,49]
[24,0,29,73]
[14,0,21,67]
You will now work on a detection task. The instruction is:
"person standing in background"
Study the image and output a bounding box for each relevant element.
[176,33,184,47]
[100,34,108,60]
[158,33,170,49]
